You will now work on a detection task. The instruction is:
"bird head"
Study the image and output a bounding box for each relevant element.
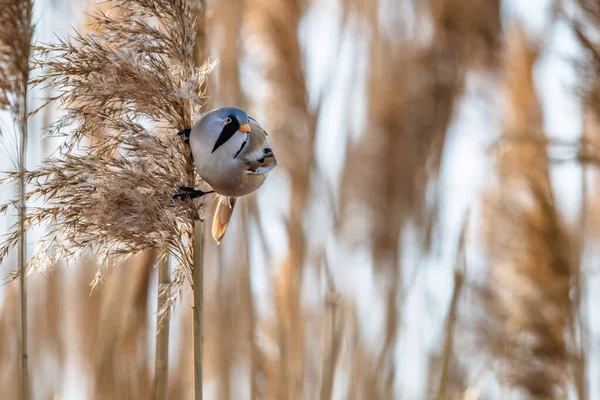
[193,107,251,155]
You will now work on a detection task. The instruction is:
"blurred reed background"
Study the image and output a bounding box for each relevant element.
[0,0,598,399]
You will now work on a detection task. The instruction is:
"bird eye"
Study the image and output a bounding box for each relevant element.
[225,117,232,124]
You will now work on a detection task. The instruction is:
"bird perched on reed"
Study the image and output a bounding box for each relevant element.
[176,107,277,243]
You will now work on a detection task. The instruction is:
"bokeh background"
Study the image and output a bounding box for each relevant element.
[1,0,598,399]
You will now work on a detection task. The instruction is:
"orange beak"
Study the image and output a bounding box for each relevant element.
[239,124,251,133]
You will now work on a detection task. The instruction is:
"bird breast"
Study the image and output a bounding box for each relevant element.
[203,165,267,197]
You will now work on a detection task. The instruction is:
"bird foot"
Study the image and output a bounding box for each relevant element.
[177,128,191,144]
[173,187,214,200]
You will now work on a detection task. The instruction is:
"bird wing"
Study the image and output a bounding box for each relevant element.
[244,158,277,175]
[244,148,277,175]
[211,195,237,244]
[242,119,277,175]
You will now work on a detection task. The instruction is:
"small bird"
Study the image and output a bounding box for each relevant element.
[175,107,277,243]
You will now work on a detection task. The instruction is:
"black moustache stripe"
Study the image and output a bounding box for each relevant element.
[212,119,240,153]
[234,138,247,159]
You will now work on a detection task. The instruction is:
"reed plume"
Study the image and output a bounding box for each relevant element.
[0,129,200,288]
[0,3,213,398]
[0,0,33,117]
[1,0,213,296]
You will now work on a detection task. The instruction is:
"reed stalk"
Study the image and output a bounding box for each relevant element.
[14,97,28,400]
[192,220,204,400]
[191,2,207,398]
[0,0,34,397]
[435,216,468,400]
[18,107,29,400]
[155,254,171,400]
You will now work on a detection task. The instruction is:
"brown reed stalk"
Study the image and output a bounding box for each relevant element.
[202,0,250,395]
[154,254,170,400]
[192,220,204,400]
[561,5,600,396]
[193,0,208,70]
[482,29,574,398]
[0,283,19,399]
[436,216,468,400]
[191,2,208,398]
[90,252,154,399]
[339,0,483,394]
[575,135,588,400]
[0,0,34,398]
[248,0,314,395]
[243,198,268,399]
[319,261,342,400]
[240,204,259,400]
[17,91,29,400]
[334,0,501,395]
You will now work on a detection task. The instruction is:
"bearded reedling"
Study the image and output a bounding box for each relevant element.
[176,107,277,243]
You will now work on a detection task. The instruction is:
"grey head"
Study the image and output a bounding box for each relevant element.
[189,107,255,193]
[191,107,252,157]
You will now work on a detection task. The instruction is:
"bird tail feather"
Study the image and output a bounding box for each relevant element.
[212,195,236,244]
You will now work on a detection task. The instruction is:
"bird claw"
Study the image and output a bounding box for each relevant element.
[173,187,214,200]
[177,128,191,138]
[177,128,191,144]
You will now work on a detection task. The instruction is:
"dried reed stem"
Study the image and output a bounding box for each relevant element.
[435,268,463,400]
[192,220,204,400]
[154,254,170,400]
[573,110,594,400]
[191,3,207,399]
[319,293,342,400]
[193,0,207,68]
[18,110,29,400]
[570,5,600,396]
[0,0,34,397]
[436,216,468,400]
[250,0,313,394]
[482,30,573,398]
[575,162,588,400]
